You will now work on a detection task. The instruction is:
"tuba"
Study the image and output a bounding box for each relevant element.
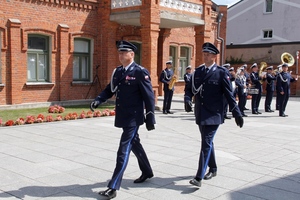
[259,62,267,84]
[281,52,295,66]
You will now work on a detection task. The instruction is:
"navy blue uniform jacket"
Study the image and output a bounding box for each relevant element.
[95,62,155,128]
[250,72,262,90]
[276,72,296,94]
[159,68,174,91]
[185,64,241,125]
[265,73,276,92]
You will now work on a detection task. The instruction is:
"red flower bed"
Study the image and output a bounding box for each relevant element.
[1,107,116,127]
[48,105,65,113]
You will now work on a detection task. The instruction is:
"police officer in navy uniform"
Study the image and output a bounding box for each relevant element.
[184,65,192,91]
[160,61,174,114]
[250,63,262,114]
[221,63,232,119]
[235,67,248,117]
[184,42,244,187]
[90,40,155,199]
[276,63,298,117]
[264,66,276,112]
[275,64,282,110]
[241,64,250,110]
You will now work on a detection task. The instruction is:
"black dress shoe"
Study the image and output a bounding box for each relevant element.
[244,107,249,110]
[163,111,168,114]
[270,110,275,112]
[98,188,116,199]
[189,178,202,187]
[167,111,174,114]
[257,112,262,114]
[265,110,272,112]
[280,114,288,117]
[252,112,258,114]
[134,174,153,183]
[224,116,231,119]
[242,114,248,117]
[203,172,217,180]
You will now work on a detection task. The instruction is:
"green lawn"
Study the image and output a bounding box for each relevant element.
[0,104,115,125]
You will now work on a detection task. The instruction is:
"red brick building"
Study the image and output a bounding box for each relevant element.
[0,0,227,106]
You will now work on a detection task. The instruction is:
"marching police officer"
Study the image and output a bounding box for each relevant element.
[90,40,155,199]
[184,42,244,187]
[160,61,174,114]
[264,66,276,112]
[276,63,298,117]
[250,63,262,114]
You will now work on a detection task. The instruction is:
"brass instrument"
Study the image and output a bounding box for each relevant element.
[168,64,178,90]
[168,74,177,90]
[281,52,295,66]
[259,62,267,84]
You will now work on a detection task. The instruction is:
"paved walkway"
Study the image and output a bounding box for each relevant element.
[1,95,300,200]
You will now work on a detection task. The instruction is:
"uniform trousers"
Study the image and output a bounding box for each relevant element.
[251,90,261,113]
[163,89,173,112]
[108,126,153,190]
[195,125,219,180]
[276,91,280,110]
[238,92,247,115]
[278,93,289,116]
[264,90,274,111]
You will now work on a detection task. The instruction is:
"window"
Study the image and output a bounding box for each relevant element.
[169,46,191,79]
[179,47,190,79]
[27,35,49,82]
[263,30,273,39]
[169,46,177,71]
[131,42,141,65]
[265,0,273,13]
[73,38,91,81]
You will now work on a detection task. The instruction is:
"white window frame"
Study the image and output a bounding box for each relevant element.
[73,38,92,82]
[179,46,191,80]
[265,0,273,13]
[27,34,50,82]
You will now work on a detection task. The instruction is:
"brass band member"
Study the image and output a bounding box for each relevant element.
[276,63,298,117]
[250,63,262,114]
[275,65,282,110]
[264,66,276,112]
[235,67,248,117]
[160,61,174,114]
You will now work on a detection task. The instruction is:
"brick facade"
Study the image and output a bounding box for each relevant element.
[0,0,227,106]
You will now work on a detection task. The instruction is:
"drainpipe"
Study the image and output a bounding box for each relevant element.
[217,13,224,65]
[296,50,299,75]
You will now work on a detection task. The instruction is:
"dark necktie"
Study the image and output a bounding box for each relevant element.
[205,68,209,74]
[122,68,126,74]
